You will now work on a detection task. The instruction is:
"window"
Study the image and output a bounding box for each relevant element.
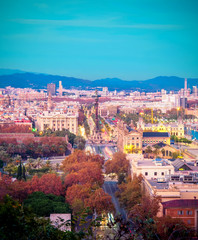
[178,210,183,215]
[186,210,192,215]
[154,172,157,176]
[187,220,191,224]
[145,172,148,176]
[161,172,164,176]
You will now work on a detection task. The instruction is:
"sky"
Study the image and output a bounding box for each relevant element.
[0,0,198,80]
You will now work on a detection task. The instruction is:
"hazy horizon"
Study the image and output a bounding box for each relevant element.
[0,0,198,80]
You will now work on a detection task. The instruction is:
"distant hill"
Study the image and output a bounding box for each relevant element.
[0,68,27,75]
[0,69,197,91]
[0,72,90,89]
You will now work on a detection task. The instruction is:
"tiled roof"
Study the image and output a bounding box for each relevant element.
[172,159,192,171]
[162,199,198,209]
[143,132,170,137]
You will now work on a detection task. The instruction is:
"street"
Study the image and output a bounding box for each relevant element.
[103,181,127,221]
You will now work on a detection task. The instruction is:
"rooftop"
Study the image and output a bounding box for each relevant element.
[162,199,198,208]
[143,132,170,137]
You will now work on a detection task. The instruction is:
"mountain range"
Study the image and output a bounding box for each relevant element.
[0,69,197,91]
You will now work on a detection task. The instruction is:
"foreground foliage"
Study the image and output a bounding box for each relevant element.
[0,195,82,240]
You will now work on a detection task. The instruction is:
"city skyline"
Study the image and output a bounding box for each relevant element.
[0,0,198,80]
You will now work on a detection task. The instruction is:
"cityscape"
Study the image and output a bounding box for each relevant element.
[1,0,198,240]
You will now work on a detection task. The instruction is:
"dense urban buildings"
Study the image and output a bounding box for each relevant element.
[0,78,198,237]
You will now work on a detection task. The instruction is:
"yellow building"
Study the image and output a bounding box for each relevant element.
[137,117,184,138]
[117,120,142,154]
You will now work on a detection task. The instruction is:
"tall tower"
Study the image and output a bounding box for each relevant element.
[184,78,187,90]
[184,78,187,96]
[95,90,99,132]
[59,81,63,96]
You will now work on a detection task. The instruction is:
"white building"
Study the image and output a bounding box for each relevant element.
[36,111,78,134]
[128,154,175,180]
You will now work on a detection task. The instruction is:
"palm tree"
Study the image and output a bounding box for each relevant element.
[153,146,160,158]
[36,157,43,169]
[56,163,60,172]
[161,148,165,157]
[145,146,153,158]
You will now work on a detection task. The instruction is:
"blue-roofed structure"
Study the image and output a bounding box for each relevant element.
[143,132,170,145]
[143,132,170,137]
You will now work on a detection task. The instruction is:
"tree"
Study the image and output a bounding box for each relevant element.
[27,174,64,196]
[61,150,104,173]
[0,195,82,240]
[74,136,86,150]
[24,192,71,217]
[4,162,17,176]
[78,109,86,125]
[153,145,160,158]
[16,160,26,181]
[161,148,165,157]
[22,165,26,181]
[85,188,114,214]
[156,216,193,240]
[0,174,28,202]
[145,146,153,157]
[66,184,91,213]
[0,149,10,163]
[105,152,129,176]
[64,162,104,187]
[117,175,143,212]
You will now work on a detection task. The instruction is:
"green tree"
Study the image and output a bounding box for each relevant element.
[16,161,22,180]
[74,136,86,150]
[0,195,82,240]
[117,175,143,211]
[24,192,71,217]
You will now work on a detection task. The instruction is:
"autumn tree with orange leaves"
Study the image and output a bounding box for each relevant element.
[64,162,103,187]
[0,173,65,202]
[66,184,113,214]
[61,149,104,173]
[0,174,28,202]
[27,173,64,196]
[105,152,129,183]
[62,150,113,214]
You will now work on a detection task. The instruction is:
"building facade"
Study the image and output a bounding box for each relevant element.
[117,120,142,153]
[137,117,184,138]
[36,111,78,134]
[47,83,56,96]
[143,132,170,145]
[162,200,198,231]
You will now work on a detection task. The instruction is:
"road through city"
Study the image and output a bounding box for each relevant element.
[103,181,127,221]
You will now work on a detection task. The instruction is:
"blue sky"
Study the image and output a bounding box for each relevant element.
[0,0,198,80]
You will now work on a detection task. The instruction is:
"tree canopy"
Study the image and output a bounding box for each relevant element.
[105,152,129,176]
[24,192,71,217]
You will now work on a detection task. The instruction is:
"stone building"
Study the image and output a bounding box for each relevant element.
[117,120,142,153]
[36,111,78,135]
